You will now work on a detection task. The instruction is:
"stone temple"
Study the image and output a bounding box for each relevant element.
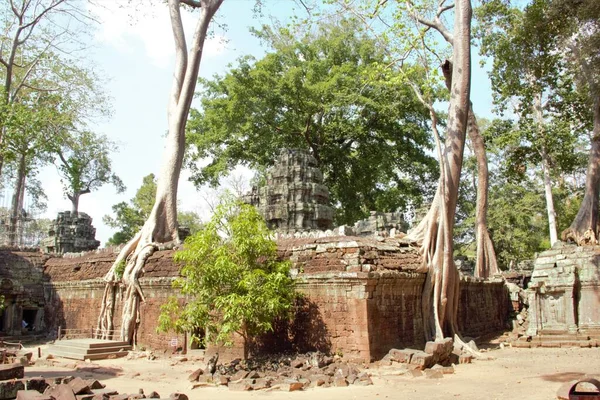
[244,149,334,233]
[41,211,100,254]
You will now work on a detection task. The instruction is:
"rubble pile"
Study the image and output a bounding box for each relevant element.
[187,352,373,391]
[376,338,474,379]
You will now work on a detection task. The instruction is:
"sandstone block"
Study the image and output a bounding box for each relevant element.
[0,363,24,380]
[45,384,76,400]
[68,377,91,395]
[388,349,414,363]
[431,364,455,374]
[409,351,435,369]
[424,369,444,379]
[0,381,26,400]
[228,381,252,391]
[187,368,203,382]
[333,377,348,387]
[24,378,48,393]
[169,393,188,400]
[85,381,104,390]
[16,390,52,400]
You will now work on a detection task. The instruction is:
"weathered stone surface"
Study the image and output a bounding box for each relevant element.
[67,377,91,395]
[16,391,52,400]
[228,381,252,391]
[387,349,414,363]
[424,369,444,379]
[0,380,26,400]
[243,149,334,233]
[187,369,203,382]
[409,351,435,370]
[168,393,188,400]
[42,212,100,254]
[0,364,24,380]
[44,384,76,400]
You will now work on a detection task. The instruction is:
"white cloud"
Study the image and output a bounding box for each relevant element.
[89,0,227,68]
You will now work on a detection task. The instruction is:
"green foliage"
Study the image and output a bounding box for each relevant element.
[0,295,4,311]
[104,174,157,245]
[158,196,295,352]
[186,18,437,225]
[114,260,126,280]
[104,174,202,245]
[56,130,125,212]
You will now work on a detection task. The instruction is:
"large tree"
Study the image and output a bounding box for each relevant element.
[476,0,588,246]
[97,0,224,344]
[550,0,600,245]
[56,131,125,215]
[0,0,97,178]
[186,19,437,225]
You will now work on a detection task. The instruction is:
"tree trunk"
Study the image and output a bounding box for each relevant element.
[468,110,499,277]
[407,0,472,342]
[541,147,559,246]
[69,193,80,216]
[97,0,224,345]
[8,153,26,246]
[562,97,600,245]
[441,61,499,278]
[533,92,559,245]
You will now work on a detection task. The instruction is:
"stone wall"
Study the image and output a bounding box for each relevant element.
[1,236,511,360]
[0,249,50,335]
[526,243,600,337]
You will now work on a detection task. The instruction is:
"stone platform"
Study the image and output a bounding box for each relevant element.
[48,339,131,360]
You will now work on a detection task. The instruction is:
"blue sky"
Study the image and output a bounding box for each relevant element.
[36,0,494,246]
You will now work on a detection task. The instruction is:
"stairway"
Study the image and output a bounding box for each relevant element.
[48,338,132,360]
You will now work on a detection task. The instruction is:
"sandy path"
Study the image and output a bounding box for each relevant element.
[23,346,600,400]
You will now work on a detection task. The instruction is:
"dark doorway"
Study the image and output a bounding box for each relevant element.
[22,309,37,331]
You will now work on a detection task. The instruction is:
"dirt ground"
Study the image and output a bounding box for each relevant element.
[22,345,600,400]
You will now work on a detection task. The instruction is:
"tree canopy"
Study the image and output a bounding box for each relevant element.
[56,130,125,214]
[186,18,438,225]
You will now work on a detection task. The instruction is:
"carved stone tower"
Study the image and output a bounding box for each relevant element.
[245,149,334,233]
[42,211,100,253]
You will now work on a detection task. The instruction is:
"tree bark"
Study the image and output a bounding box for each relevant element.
[562,97,600,245]
[441,61,499,278]
[97,0,224,345]
[8,153,26,246]
[407,0,472,342]
[68,193,79,215]
[532,92,559,245]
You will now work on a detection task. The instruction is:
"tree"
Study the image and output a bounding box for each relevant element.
[56,131,125,215]
[97,0,225,345]
[549,0,600,245]
[476,0,588,246]
[104,174,202,246]
[158,196,295,358]
[397,0,475,343]
[0,0,97,178]
[186,18,437,225]
[2,90,69,245]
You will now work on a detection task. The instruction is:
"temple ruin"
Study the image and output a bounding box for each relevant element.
[41,211,100,254]
[244,149,334,233]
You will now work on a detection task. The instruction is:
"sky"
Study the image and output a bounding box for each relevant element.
[30,0,495,246]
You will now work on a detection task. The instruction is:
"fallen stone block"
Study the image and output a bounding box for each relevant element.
[75,394,95,400]
[23,377,48,393]
[276,382,303,392]
[45,384,77,400]
[333,377,348,387]
[388,349,414,364]
[431,364,455,374]
[409,351,435,369]
[424,369,444,379]
[251,378,271,391]
[85,381,104,390]
[68,378,91,395]
[0,380,26,400]
[228,381,252,391]
[0,363,24,380]
[107,394,129,400]
[407,369,423,378]
[187,369,203,382]
[169,393,188,400]
[16,390,52,400]
[147,392,160,399]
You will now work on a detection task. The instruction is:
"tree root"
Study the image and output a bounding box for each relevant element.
[97,226,159,345]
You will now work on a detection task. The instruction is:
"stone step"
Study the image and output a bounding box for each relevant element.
[50,344,131,355]
[53,339,130,349]
[47,347,129,361]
